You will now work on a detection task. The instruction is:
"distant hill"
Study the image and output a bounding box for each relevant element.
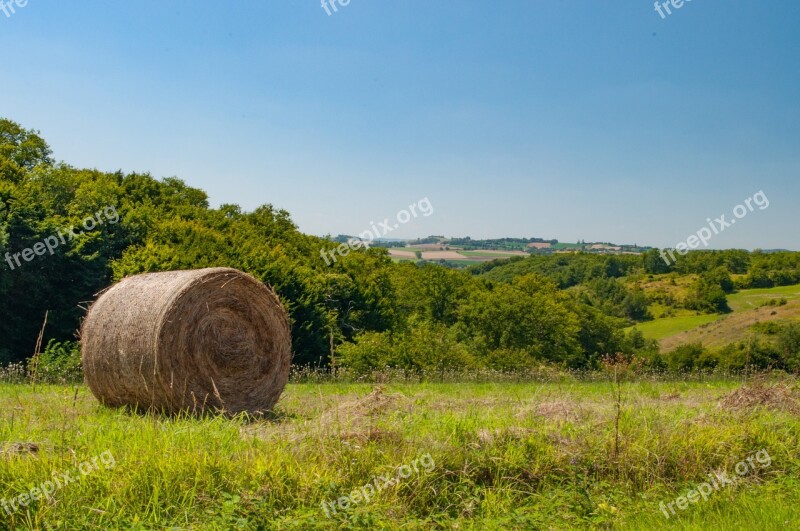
[367,235,651,267]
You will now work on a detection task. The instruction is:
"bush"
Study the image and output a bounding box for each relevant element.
[483,347,537,371]
[778,323,800,371]
[684,276,731,314]
[27,339,83,384]
[667,343,706,371]
[752,321,784,335]
[716,339,782,372]
[337,319,475,376]
[695,349,720,370]
[335,331,394,375]
[761,298,788,308]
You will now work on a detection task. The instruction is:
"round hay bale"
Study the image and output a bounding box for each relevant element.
[81,267,291,415]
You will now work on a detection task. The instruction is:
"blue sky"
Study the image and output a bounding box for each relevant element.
[2,0,798,249]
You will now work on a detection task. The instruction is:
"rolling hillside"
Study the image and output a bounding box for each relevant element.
[632,284,800,352]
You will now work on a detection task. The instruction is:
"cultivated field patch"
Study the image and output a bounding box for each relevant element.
[420,251,467,260]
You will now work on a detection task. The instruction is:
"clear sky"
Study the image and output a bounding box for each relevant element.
[2,0,798,249]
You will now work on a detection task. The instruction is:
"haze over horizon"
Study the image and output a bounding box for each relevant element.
[2,1,798,250]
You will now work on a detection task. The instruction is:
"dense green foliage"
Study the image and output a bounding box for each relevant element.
[678,322,800,373]
[684,272,733,314]
[0,119,393,366]
[471,254,641,287]
[2,118,800,373]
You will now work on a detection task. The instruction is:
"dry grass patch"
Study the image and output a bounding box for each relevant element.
[534,400,584,423]
[474,427,534,447]
[319,386,409,425]
[244,386,411,444]
[0,442,40,459]
[720,380,800,414]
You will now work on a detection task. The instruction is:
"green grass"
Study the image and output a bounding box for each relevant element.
[634,284,800,342]
[727,284,800,312]
[441,260,480,266]
[630,314,721,341]
[1,377,799,529]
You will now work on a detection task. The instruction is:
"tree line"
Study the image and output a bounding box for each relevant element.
[2,118,798,372]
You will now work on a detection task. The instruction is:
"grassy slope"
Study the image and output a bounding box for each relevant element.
[632,315,721,341]
[1,379,799,529]
[727,284,800,311]
[632,283,800,351]
[660,299,800,352]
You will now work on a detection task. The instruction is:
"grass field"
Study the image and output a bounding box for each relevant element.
[632,284,800,350]
[1,377,799,529]
[630,314,721,341]
[727,284,800,312]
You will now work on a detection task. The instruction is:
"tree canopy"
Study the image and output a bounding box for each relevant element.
[2,118,799,372]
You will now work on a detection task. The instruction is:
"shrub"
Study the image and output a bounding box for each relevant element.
[778,323,800,371]
[717,339,782,372]
[27,339,83,384]
[337,319,475,376]
[752,321,784,335]
[483,347,537,371]
[667,343,706,371]
[335,331,394,375]
[684,276,731,314]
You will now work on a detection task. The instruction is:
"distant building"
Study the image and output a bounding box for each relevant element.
[589,244,621,251]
